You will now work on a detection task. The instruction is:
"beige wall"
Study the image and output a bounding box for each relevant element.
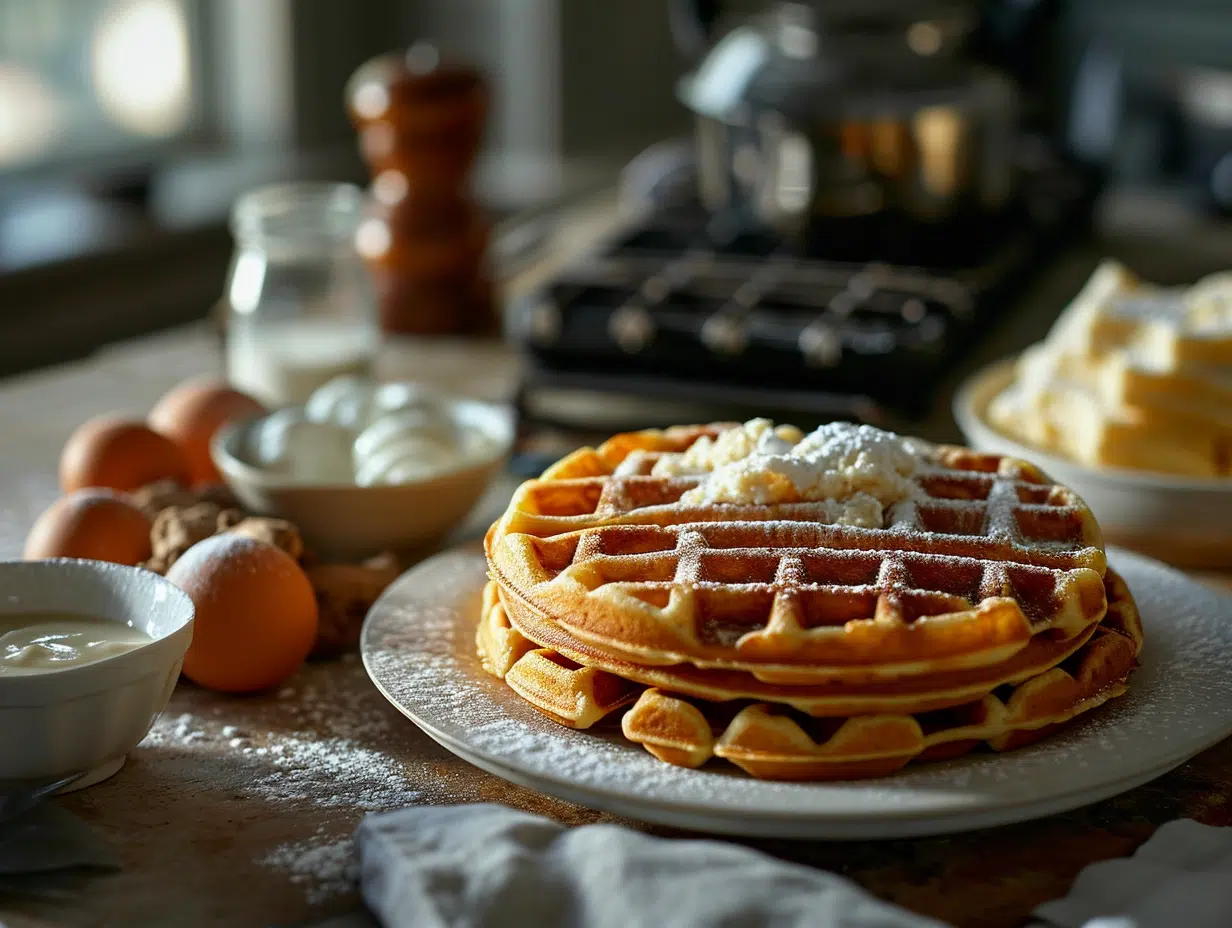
[407,0,692,164]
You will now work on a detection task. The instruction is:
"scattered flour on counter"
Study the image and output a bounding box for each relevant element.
[141,712,206,747]
[248,734,420,810]
[139,716,421,811]
[138,658,421,812]
[260,834,357,905]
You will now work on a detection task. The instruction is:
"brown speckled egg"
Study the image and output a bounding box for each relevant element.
[60,416,191,493]
[166,534,318,693]
[24,489,153,565]
[148,378,265,485]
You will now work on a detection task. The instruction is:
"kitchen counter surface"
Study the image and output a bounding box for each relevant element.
[1,197,1230,928]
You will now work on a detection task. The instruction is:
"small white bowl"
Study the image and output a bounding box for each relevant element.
[954,359,1232,568]
[0,559,194,791]
[212,397,514,560]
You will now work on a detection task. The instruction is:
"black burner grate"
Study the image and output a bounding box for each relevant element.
[512,146,1099,422]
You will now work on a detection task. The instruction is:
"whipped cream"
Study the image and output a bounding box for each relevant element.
[651,419,804,477]
[670,420,931,528]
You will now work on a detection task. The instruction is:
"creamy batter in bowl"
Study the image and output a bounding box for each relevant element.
[0,614,152,676]
[0,559,194,789]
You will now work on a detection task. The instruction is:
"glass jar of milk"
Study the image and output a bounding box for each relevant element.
[224,183,379,407]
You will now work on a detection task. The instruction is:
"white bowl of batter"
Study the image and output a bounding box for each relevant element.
[0,559,194,791]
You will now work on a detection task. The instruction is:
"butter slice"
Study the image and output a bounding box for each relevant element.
[989,260,1232,477]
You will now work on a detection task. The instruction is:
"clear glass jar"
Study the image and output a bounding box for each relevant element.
[223,183,379,407]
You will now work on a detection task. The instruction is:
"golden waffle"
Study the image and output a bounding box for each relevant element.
[477,571,1142,780]
[487,426,1107,682]
[477,580,640,727]
[488,583,1102,717]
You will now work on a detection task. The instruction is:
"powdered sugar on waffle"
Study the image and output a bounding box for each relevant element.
[650,419,803,476]
[672,420,933,528]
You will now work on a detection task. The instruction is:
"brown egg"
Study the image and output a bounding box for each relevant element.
[167,534,318,693]
[149,378,266,485]
[24,489,153,565]
[60,416,191,493]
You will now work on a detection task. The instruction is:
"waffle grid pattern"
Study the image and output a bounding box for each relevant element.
[477,572,1142,781]
[489,426,1107,673]
[491,583,1104,717]
[624,569,1142,779]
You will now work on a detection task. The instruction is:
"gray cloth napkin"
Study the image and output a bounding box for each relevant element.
[354,806,1232,928]
[355,803,946,928]
[0,804,118,900]
[1034,819,1232,928]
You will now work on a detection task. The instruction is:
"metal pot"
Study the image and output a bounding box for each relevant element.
[672,0,1021,235]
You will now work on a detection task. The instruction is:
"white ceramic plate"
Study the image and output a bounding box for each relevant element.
[954,359,1232,568]
[361,547,1232,839]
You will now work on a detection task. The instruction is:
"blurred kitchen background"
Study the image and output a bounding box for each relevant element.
[1,0,1231,430]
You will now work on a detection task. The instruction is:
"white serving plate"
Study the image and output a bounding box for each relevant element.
[0,559,194,791]
[361,547,1232,840]
[954,359,1232,568]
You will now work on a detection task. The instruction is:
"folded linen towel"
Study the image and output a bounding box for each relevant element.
[353,804,1232,928]
[355,803,945,928]
[1034,818,1232,928]
[0,802,118,900]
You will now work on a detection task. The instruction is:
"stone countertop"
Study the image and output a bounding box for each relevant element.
[1,204,1230,928]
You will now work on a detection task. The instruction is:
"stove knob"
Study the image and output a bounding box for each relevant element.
[609,305,655,353]
[640,275,671,303]
[901,298,927,323]
[526,300,561,345]
[799,323,842,367]
[701,314,747,355]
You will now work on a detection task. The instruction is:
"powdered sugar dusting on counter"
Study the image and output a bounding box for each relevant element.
[99,566,638,918]
[360,547,1232,839]
[131,655,420,904]
[139,655,422,812]
[260,833,358,905]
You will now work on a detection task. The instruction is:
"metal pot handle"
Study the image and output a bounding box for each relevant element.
[668,0,722,62]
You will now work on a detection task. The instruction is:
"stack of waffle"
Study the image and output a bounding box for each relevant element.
[481,423,1143,781]
[990,260,1232,477]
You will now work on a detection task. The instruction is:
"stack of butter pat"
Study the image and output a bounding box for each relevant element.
[989,260,1232,478]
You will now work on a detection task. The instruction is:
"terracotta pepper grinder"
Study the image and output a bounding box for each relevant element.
[346,42,496,336]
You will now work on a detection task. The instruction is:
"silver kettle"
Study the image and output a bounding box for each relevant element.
[671,0,1021,235]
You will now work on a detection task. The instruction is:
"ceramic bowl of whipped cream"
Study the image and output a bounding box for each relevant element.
[0,559,194,790]
[955,260,1232,568]
[212,377,515,559]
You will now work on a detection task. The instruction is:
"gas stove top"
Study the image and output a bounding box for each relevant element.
[510,142,1100,425]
